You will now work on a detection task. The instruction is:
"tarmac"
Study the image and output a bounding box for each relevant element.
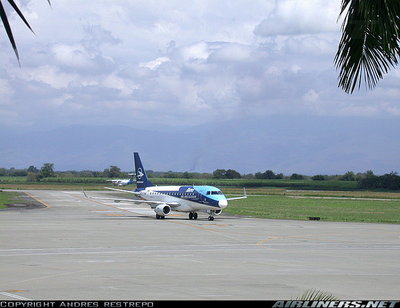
[0,190,399,300]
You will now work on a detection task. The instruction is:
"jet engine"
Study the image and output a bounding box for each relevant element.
[155,204,171,216]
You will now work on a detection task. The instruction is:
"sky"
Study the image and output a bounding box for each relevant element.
[1,0,399,175]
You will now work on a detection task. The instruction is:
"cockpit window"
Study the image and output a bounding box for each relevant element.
[206,190,223,195]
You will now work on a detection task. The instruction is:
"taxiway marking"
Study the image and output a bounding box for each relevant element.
[24,191,52,208]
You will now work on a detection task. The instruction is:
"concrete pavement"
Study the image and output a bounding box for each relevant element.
[0,190,399,300]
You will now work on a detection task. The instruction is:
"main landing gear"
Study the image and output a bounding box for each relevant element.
[188,212,214,221]
[156,214,165,219]
[188,212,198,220]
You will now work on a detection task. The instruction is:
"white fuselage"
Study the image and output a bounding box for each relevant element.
[137,185,227,213]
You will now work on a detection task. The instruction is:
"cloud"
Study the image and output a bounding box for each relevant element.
[0,0,399,132]
[52,44,94,68]
[302,89,319,103]
[19,65,79,89]
[140,57,170,70]
[254,0,340,37]
[0,78,14,101]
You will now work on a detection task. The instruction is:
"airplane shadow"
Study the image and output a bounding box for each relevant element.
[89,214,239,222]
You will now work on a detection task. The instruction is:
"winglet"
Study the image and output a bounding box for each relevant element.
[226,187,247,201]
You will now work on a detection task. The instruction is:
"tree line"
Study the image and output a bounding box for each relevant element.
[1,164,400,190]
[0,164,130,182]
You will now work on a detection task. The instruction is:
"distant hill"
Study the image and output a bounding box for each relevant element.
[1,116,399,174]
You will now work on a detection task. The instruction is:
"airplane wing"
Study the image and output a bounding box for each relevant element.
[226,187,247,201]
[82,188,180,208]
[104,187,140,194]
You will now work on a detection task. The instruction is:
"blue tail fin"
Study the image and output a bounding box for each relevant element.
[134,152,154,189]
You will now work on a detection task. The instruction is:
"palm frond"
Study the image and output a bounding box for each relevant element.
[0,0,51,63]
[0,0,20,61]
[295,289,338,301]
[7,0,35,33]
[335,0,400,93]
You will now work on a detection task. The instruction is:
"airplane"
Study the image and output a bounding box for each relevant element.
[107,174,135,186]
[85,152,247,221]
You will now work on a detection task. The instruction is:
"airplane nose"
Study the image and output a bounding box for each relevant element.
[218,200,228,208]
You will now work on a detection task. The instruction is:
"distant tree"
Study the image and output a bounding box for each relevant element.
[12,169,27,176]
[311,175,326,181]
[358,170,379,189]
[290,173,304,180]
[164,171,180,178]
[212,169,241,179]
[365,170,375,177]
[381,172,400,190]
[264,170,276,179]
[182,171,194,179]
[39,163,55,178]
[256,170,277,179]
[104,166,122,178]
[340,171,356,181]
[27,165,39,173]
[213,169,227,179]
[225,169,241,179]
[358,171,400,190]
[254,172,262,179]
[79,170,95,177]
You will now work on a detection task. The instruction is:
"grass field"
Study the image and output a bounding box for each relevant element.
[0,191,19,209]
[221,187,400,224]
[224,194,400,224]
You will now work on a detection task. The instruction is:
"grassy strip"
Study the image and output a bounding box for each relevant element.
[0,176,360,190]
[0,191,20,209]
[224,194,400,224]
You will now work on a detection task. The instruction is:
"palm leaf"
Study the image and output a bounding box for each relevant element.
[0,0,51,62]
[0,0,19,61]
[7,0,35,33]
[335,0,400,93]
[295,289,338,301]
